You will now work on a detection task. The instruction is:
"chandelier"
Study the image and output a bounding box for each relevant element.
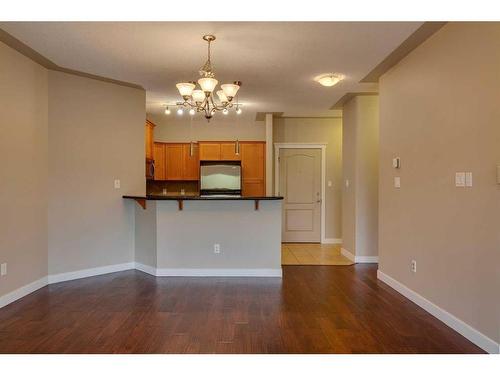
[174,35,242,121]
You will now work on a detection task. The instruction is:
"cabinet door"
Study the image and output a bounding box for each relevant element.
[165,144,184,180]
[145,121,155,160]
[153,142,166,180]
[199,143,221,160]
[241,142,265,196]
[242,180,265,196]
[183,143,200,180]
[241,143,265,179]
[220,142,241,160]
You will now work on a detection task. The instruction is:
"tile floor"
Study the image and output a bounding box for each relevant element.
[281,243,354,265]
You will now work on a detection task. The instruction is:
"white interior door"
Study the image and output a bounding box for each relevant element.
[279,148,322,242]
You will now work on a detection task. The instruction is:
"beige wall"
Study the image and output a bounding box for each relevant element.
[149,114,265,142]
[379,22,500,344]
[342,96,379,257]
[0,42,48,297]
[273,117,342,240]
[48,71,146,275]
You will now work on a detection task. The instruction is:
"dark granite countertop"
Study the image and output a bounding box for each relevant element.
[123,195,283,201]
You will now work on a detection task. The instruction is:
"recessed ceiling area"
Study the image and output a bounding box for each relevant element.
[0,22,422,118]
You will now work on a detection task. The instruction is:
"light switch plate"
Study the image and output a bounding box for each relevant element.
[394,176,401,188]
[345,179,350,188]
[114,179,121,189]
[1,263,7,276]
[465,172,473,187]
[327,180,332,187]
[392,157,401,169]
[455,172,466,187]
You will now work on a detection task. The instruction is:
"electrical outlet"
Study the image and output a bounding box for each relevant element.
[410,260,417,273]
[1,263,7,276]
[214,244,221,254]
[114,179,121,189]
[394,176,401,188]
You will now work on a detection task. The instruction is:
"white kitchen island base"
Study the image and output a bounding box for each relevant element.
[132,198,283,277]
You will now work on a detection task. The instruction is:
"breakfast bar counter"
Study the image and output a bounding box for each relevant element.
[125,195,283,277]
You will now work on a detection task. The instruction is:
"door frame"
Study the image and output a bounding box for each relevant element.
[274,143,327,244]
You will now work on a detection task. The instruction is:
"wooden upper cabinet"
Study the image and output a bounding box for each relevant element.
[145,120,155,160]
[165,144,184,180]
[153,142,166,180]
[241,142,266,196]
[199,142,221,160]
[241,143,265,179]
[183,143,199,180]
[154,142,200,181]
[220,142,241,160]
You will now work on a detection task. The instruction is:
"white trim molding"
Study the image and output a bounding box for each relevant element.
[134,262,157,276]
[341,248,378,263]
[274,142,328,243]
[322,238,343,244]
[0,276,48,309]
[377,270,500,354]
[47,262,135,284]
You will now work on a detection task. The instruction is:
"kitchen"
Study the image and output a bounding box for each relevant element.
[124,118,283,277]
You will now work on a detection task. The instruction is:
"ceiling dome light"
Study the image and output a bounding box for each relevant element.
[165,107,171,115]
[177,108,184,116]
[189,108,196,116]
[314,73,344,87]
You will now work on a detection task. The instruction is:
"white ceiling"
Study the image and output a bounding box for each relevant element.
[1,22,421,118]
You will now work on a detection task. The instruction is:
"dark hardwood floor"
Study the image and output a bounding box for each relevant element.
[0,265,484,353]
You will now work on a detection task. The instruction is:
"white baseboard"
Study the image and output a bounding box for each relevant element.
[356,255,379,263]
[134,262,157,276]
[377,270,500,354]
[47,262,135,284]
[322,238,343,244]
[155,268,283,277]
[341,248,378,263]
[0,276,48,309]
[341,248,356,262]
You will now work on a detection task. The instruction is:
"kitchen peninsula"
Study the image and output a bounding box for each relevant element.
[125,195,283,277]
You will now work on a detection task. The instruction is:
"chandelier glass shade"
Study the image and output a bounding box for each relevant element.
[174,35,242,121]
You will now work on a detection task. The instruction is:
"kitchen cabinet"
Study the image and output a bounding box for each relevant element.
[145,120,155,160]
[154,142,199,181]
[241,142,266,196]
[182,143,200,180]
[165,144,184,180]
[153,142,166,180]
[154,140,265,193]
[199,142,220,160]
[220,142,241,160]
